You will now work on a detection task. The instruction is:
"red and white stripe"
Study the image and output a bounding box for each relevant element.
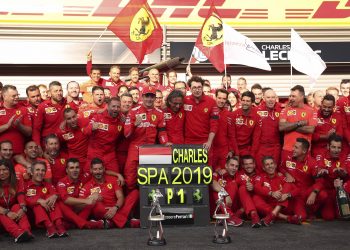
[139,146,172,165]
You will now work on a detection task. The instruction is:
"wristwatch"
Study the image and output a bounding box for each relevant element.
[3,208,10,215]
[296,121,302,127]
[114,205,120,210]
[20,205,27,213]
[313,190,319,194]
[287,193,292,199]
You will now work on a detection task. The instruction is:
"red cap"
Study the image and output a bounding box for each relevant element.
[142,86,156,95]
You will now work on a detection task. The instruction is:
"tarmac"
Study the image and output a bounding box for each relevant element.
[2,220,350,250]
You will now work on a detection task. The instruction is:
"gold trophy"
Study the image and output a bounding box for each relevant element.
[213,188,231,244]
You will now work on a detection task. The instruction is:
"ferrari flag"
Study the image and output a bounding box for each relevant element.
[108,0,163,63]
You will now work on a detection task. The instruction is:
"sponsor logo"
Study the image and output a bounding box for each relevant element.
[42,187,47,194]
[301,112,306,118]
[204,108,208,113]
[26,189,36,196]
[90,187,101,194]
[286,161,296,169]
[45,107,58,114]
[287,110,296,116]
[257,111,268,117]
[107,183,113,189]
[67,186,75,194]
[184,104,193,111]
[151,114,157,122]
[62,132,74,140]
[0,110,6,115]
[97,123,109,131]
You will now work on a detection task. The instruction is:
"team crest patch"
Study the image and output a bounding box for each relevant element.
[257,111,268,117]
[130,6,158,43]
[42,187,47,194]
[184,104,193,111]
[60,158,65,165]
[303,165,308,172]
[331,118,336,124]
[218,179,227,187]
[107,183,113,189]
[336,161,341,168]
[287,110,296,116]
[118,125,122,131]
[249,120,254,126]
[16,110,21,115]
[26,189,36,196]
[286,161,296,169]
[90,187,101,194]
[67,186,75,194]
[301,112,306,118]
[83,111,92,118]
[28,107,34,113]
[324,159,331,168]
[179,112,183,118]
[344,106,350,113]
[275,112,280,118]
[151,114,157,122]
[204,108,208,113]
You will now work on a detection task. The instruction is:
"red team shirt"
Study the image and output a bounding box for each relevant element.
[56,176,83,202]
[163,107,185,144]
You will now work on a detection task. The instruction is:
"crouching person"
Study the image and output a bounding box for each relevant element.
[0,159,33,243]
[56,158,104,229]
[79,158,139,228]
[24,161,68,238]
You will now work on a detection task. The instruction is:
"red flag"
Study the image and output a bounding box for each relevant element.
[108,0,163,64]
[195,3,225,72]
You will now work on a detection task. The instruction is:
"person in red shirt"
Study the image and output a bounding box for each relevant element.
[279,85,317,159]
[255,89,282,172]
[312,95,343,158]
[231,91,260,157]
[44,134,68,185]
[0,140,14,161]
[280,138,327,221]
[316,134,349,220]
[56,158,103,229]
[0,85,32,155]
[251,83,263,107]
[174,81,187,97]
[253,156,301,226]
[78,86,107,126]
[116,93,133,174]
[24,85,42,125]
[57,108,89,171]
[79,158,139,228]
[14,141,52,183]
[82,97,124,181]
[138,68,166,92]
[66,81,84,113]
[337,88,350,158]
[212,89,238,171]
[235,155,262,228]
[164,90,185,144]
[125,67,141,88]
[211,156,243,226]
[0,159,33,243]
[33,81,67,147]
[124,86,169,192]
[184,76,219,155]
[129,87,141,107]
[24,161,67,238]
[165,70,177,92]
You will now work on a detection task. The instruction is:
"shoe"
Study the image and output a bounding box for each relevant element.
[251,212,261,228]
[46,225,59,238]
[56,224,69,237]
[103,219,111,229]
[129,218,140,228]
[227,216,243,227]
[15,231,32,243]
[261,213,276,227]
[85,219,104,229]
[287,215,302,225]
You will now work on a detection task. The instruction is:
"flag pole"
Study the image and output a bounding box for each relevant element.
[290,64,293,88]
[224,64,227,89]
[89,27,108,52]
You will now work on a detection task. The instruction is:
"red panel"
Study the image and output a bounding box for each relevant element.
[92,0,122,17]
[198,8,241,18]
[313,1,350,18]
[170,8,193,18]
[203,0,225,6]
[152,8,167,17]
[152,0,200,6]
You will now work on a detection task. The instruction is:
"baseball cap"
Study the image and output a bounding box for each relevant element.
[142,86,156,95]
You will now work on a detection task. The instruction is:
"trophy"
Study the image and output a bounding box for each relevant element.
[212,188,231,244]
[148,189,166,246]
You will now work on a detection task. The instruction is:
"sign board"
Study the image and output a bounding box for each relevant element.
[171,42,350,64]
[138,144,212,227]
[1,0,350,27]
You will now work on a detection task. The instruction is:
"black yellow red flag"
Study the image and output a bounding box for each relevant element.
[108,0,163,63]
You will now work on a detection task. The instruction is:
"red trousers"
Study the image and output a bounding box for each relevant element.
[58,201,94,229]
[124,144,139,192]
[92,189,139,228]
[238,185,257,215]
[116,151,128,175]
[321,189,337,220]
[288,186,328,220]
[252,194,288,216]
[29,203,63,226]
[0,204,31,238]
[255,144,281,174]
[210,182,239,217]
[212,146,228,171]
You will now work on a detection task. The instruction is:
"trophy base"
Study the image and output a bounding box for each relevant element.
[213,235,231,244]
[148,237,166,246]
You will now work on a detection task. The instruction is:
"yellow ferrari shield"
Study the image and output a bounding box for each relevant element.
[275,112,280,118]
[60,158,65,165]
[107,183,113,190]
[16,110,21,115]
[130,7,157,42]
[303,165,308,172]
[301,112,306,118]
[331,118,336,124]
[151,114,157,122]
[179,112,183,119]
[118,125,122,132]
[249,120,254,126]
[201,13,223,47]
[42,187,47,194]
[204,108,208,113]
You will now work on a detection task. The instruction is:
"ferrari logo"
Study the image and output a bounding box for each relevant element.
[204,108,208,113]
[179,112,183,118]
[130,7,157,42]
[16,110,21,115]
[275,112,280,118]
[301,112,306,118]
[201,13,223,47]
[60,158,65,165]
[303,165,308,172]
[118,125,122,132]
[336,161,340,168]
[151,114,157,122]
[286,161,296,169]
[331,118,336,124]
[65,104,71,109]
[107,183,113,189]
[249,120,254,126]
[42,187,47,194]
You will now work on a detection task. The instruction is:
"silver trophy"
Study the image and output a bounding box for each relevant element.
[212,188,231,244]
[148,189,166,246]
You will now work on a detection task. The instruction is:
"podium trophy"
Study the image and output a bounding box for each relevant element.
[148,189,166,246]
[212,188,231,244]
